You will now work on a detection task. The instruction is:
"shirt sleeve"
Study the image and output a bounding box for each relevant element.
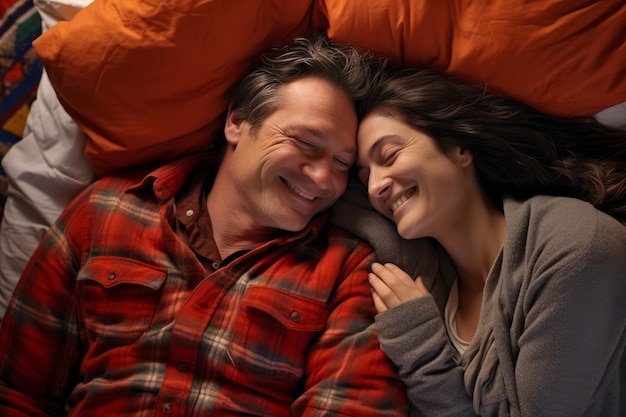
[0,186,91,416]
[376,295,476,417]
[292,244,409,417]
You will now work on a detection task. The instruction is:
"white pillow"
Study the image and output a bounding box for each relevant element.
[0,0,94,320]
[35,0,93,30]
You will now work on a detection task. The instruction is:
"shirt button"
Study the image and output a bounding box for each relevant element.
[177,361,188,372]
[108,273,116,280]
[290,311,301,322]
[185,209,194,217]
[162,402,173,413]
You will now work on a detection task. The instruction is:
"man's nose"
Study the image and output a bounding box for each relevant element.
[304,158,333,190]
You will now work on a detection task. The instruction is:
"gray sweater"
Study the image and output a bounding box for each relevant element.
[375,195,626,416]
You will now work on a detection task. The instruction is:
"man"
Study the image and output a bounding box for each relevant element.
[0,36,408,416]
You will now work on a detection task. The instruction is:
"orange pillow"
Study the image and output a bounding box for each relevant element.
[35,0,626,177]
[321,0,626,117]
[34,0,314,176]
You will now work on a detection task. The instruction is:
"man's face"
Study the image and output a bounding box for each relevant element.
[222,76,358,232]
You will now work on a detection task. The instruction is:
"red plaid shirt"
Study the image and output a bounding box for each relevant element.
[0,153,408,416]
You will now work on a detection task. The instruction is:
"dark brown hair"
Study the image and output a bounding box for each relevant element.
[359,66,626,223]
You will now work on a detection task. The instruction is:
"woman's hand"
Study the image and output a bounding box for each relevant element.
[369,262,430,313]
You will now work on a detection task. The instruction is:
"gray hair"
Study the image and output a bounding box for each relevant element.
[228,34,374,134]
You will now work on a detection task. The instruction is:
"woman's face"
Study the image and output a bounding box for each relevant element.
[356,112,474,240]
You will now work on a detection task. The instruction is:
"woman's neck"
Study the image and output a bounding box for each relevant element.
[440,197,506,341]
[440,199,506,288]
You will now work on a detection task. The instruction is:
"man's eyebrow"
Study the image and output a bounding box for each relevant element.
[286,125,326,140]
[287,125,357,157]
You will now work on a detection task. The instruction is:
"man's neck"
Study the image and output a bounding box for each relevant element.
[205,178,281,261]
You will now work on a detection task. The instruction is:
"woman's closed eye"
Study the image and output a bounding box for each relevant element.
[381,148,400,165]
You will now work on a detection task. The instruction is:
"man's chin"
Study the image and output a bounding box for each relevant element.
[280,218,312,233]
[275,210,317,232]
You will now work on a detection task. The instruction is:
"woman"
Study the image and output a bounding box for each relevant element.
[355,66,626,416]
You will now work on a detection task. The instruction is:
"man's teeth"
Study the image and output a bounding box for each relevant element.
[390,195,408,212]
[287,181,315,200]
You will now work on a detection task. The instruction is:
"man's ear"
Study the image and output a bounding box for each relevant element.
[224,105,245,145]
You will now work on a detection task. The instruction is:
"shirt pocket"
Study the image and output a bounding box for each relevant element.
[76,256,167,346]
[225,285,328,386]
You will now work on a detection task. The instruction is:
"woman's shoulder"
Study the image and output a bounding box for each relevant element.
[505,194,623,232]
[500,196,626,310]
[503,195,626,263]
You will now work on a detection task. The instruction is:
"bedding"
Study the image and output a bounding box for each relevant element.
[0,0,625,317]
[0,0,93,314]
[33,0,626,177]
[0,0,41,217]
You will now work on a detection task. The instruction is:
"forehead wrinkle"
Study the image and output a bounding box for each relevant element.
[284,125,326,140]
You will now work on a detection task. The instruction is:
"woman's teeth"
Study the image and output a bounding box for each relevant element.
[390,195,408,212]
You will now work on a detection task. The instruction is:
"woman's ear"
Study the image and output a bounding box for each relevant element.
[453,146,474,168]
[223,105,244,145]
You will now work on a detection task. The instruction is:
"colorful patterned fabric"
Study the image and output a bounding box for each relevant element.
[0,0,41,216]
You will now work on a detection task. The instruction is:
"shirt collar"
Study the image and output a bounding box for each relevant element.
[128,152,221,203]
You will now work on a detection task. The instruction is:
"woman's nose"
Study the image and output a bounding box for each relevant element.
[368,167,391,198]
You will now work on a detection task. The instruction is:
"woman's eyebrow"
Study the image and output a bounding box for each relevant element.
[356,135,400,173]
[367,135,400,159]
